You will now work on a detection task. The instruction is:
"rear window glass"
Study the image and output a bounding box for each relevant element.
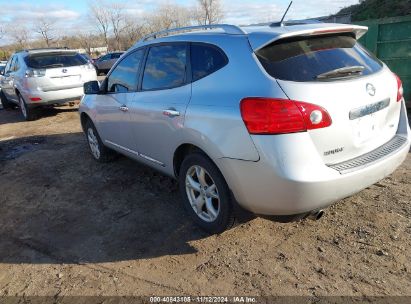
[256,35,383,82]
[25,52,87,69]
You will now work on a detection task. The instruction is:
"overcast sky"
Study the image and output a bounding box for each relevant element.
[0,0,360,44]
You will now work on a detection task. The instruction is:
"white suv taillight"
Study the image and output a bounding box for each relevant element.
[81,63,95,70]
[394,73,404,102]
[240,98,332,135]
[25,69,46,78]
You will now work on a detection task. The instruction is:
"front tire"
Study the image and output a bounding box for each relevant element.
[85,119,116,163]
[179,153,235,234]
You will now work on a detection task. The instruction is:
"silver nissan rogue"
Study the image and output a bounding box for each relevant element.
[79,23,410,234]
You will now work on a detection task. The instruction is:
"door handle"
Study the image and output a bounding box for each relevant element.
[119,105,129,112]
[163,109,180,118]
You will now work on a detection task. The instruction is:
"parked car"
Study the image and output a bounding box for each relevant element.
[0,48,97,120]
[0,61,6,93]
[80,53,92,63]
[93,52,124,75]
[79,23,411,234]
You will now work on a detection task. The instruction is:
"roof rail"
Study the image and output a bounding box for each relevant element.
[140,24,246,42]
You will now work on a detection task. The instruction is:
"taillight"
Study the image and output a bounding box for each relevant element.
[81,63,96,70]
[394,73,403,102]
[25,69,46,78]
[240,98,332,135]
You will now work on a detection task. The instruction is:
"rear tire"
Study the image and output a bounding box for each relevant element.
[179,153,236,234]
[85,119,117,163]
[0,91,14,110]
[18,94,37,121]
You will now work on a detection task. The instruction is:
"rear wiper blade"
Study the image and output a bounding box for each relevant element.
[315,66,365,80]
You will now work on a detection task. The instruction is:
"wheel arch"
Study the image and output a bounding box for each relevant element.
[80,112,92,133]
[173,143,207,178]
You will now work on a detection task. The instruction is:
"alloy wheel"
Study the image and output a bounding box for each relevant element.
[87,127,101,159]
[185,165,220,222]
[19,96,27,119]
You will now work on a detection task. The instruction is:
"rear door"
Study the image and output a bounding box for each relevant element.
[127,43,191,169]
[255,34,402,164]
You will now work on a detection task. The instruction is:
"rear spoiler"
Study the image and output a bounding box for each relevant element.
[248,24,368,51]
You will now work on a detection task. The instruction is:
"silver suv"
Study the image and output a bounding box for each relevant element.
[79,24,410,234]
[0,48,97,120]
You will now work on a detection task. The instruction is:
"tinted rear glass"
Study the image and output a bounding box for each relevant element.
[257,35,383,82]
[191,44,228,81]
[25,52,87,69]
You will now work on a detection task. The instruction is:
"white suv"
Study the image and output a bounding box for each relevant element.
[0,48,97,120]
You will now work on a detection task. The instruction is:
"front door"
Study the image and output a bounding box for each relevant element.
[93,48,145,158]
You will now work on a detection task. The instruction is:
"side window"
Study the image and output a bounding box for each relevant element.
[4,56,14,73]
[191,44,228,81]
[12,57,20,71]
[111,53,122,59]
[107,49,144,93]
[142,44,187,91]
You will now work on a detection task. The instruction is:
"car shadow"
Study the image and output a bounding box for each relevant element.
[0,133,211,265]
[0,104,79,125]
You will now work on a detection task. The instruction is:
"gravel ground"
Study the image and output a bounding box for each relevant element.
[0,105,410,297]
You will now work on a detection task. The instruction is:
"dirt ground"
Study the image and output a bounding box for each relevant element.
[0,104,410,298]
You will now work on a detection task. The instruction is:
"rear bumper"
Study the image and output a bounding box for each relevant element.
[216,101,411,216]
[20,72,97,107]
[21,87,84,107]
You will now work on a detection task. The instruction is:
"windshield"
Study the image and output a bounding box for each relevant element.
[256,34,383,82]
[25,52,88,69]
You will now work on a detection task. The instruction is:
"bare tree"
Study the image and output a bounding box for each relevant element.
[147,3,192,33]
[196,0,224,25]
[89,0,111,49]
[121,17,146,49]
[108,2,126,50]
[9,26,30,49]
[34,17,56,47]
[77,32,96,55]
[0,26,4,40]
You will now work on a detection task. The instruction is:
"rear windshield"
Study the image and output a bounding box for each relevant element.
[25,52,87,69]
[256,35,383,82]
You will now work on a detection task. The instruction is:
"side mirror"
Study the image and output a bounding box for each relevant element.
[0,70,4,76]
[84,81,100,95]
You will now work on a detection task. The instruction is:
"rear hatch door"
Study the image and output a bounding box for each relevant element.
[255,31,402,164]
[26,52,88,91]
